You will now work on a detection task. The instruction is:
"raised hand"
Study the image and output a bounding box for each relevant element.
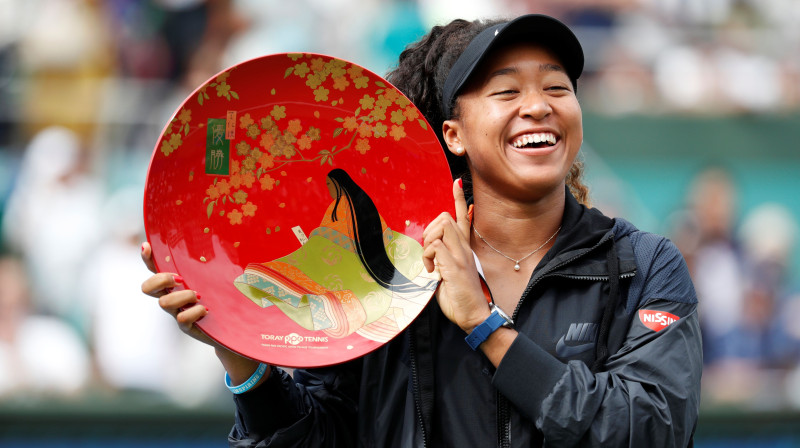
[422,179,490,333]
[140,242,214,346]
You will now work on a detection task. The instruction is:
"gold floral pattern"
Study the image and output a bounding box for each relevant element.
[159,107,192,156]
[197,70,239,105]
[194,53,429,226]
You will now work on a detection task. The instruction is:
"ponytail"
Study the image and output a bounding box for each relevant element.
[567,157,591,207]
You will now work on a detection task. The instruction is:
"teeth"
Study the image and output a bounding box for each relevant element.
[512,133,557,148]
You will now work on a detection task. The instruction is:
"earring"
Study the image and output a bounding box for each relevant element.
[455,146,465,155]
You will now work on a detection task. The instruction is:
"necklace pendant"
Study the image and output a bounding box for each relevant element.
[473,223,562,275]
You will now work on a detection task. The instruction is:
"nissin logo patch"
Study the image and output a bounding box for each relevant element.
[638,310,680,332]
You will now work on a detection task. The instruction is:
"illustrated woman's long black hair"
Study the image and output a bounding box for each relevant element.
[326,169,434,293]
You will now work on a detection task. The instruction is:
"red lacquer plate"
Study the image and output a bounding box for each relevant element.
[144,53,453,368]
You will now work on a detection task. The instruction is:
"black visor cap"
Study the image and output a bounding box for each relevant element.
[441,14,584,118]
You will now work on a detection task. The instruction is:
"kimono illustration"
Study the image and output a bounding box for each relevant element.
[234,169,438,342]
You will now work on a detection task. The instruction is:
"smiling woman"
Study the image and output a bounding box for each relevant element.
[141,13,702,448]
[442,43,584,207]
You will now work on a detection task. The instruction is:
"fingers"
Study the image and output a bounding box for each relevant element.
[175,303,208,333]
[422,240,438,273]
[421,213,447,246]
[421,178,470,273]
[422,179,469,245]
[422,214,470,273]
[139,247,213,343]
[422,239,454,273]
[453,178,470,237]
[422,212,452,273]
[157,288,197,312]
[142,272,184,298]
[150,280,212,343]
[141,242,157,273]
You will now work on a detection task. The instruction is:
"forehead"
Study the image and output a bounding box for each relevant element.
[461,41,566,92]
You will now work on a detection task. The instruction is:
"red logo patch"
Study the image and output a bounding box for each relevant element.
[638,310,680,332]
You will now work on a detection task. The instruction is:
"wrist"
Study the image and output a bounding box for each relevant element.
[464,304,514,351]
[215,346,266,385]
[480,326,517,367]
[461,307,492,334]
[225,362,269,394]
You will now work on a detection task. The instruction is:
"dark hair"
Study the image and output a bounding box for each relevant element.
[386,19,499,185]
[327,169,433,294]
[386,18,591,205]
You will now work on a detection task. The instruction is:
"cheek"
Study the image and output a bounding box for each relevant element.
[462,114,498,147]
[460,98,507,132]
[566,104,583,152]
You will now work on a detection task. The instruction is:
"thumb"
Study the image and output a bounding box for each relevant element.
[141,241,158,273]
[453,178,470,237]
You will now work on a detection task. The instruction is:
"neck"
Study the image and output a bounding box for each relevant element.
[470,183,565,255]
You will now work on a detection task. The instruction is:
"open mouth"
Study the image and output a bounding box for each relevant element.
[511,132,558,149]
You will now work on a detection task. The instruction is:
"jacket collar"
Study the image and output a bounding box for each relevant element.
[533,187,636,279]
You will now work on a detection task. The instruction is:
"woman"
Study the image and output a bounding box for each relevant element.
[233,168,437,340]
[142,14,701,447]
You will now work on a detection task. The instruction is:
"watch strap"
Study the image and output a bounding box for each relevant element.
[465,310,507,351]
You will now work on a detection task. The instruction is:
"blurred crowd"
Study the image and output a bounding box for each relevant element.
[666,166,800,410]
[0,0,799,413]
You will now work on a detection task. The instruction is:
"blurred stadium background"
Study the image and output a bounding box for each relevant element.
[0,0,799,446]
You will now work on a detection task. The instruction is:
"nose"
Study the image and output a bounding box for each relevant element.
[519,91,552,120]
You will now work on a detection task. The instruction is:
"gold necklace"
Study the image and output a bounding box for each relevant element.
[473,224,561,271]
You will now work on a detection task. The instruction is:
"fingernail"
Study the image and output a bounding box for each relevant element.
[457,178,463,189]
[173,275,185,284]
[141,243,146,254]
[195,292,202,300]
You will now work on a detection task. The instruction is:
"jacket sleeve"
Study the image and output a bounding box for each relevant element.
[492,235,702,447]
[228,359,361,447]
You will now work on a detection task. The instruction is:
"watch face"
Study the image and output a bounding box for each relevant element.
[144,53,453,368]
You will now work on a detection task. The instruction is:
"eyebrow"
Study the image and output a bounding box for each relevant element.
[540,63,566,74]
[486,67,518,81]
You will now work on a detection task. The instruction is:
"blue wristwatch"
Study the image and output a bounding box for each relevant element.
[465,303,514,351]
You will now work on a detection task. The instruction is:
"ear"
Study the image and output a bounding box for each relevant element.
[442,119,465,156]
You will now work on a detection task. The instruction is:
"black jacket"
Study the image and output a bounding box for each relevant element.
[229,191,702,447]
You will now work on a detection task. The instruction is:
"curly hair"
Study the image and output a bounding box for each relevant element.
[385,18,590,206]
